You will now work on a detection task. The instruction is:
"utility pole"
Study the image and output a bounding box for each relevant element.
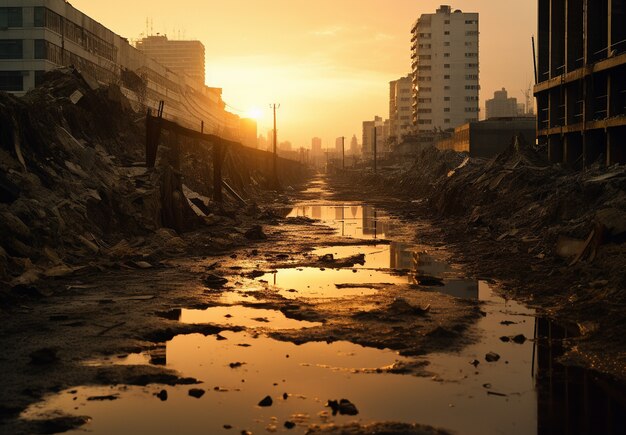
[342,136,345,170]
[270,103,280,188]
[373,126,377,174]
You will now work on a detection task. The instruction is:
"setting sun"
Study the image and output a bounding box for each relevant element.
[246,107,263,120]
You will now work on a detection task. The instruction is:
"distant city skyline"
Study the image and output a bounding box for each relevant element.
[69,0,536,149]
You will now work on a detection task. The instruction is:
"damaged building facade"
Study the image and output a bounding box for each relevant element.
[0,0,256,144]
[535,0,626,167]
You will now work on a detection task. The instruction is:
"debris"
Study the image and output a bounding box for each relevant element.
[87,395,118,401]
[29,348,59,365]
[284,421,296,429]
[203,274,228,289]
[485,352,500,362]
[470,359,480,367]
[245,225,267,240]
[188,388,205,398]
[155,390,168,401]
[258,395,273,407]
[229,362,245,368]
[326,399,359,416]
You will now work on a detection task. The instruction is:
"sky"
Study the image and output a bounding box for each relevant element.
[69,0,537,149]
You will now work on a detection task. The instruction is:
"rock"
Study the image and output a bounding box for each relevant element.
[283,392,289,400]
[284,421,296,429]
[512,334,527,344]
[29,348,59,365]
[326,398,359,416]
[470,359,480,367]
[245,225,267,240]
[188,388,205,398]
[87,395,118,401]
[155,390,168,401]
[203,273,228,289]
[485,352,500,362]
[258,395,273,407]
[229,362,245,368]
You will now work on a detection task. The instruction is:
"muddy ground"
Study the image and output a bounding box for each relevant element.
[327,160,626,382]
[0,180,480,434]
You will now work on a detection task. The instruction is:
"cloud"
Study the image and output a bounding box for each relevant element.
[312,26,343,37]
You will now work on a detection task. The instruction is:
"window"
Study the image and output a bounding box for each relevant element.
[465,20,478,25]
[466,63,478,68]
[465,96,479,101]
[465,53,478,58]
[444,75,450,79]
[418,76,431,82]
[400,116,410,120]
[465,107,479,112]
[0,7,22,28]
[444,85,450,90]
[34,40,46,59]
[444,108,450,112]
[465,85,480,90]
[444,31,450,35]
[418,44,431,49]
[444,119,451,123]
[444,97,450,101]
[466,31,479,36]
[0,40,23,59]
[418,119,432,125]
[444,42,450,46]
[444,53,450,58]
[466,74,479,80]
[34,7,45,27]
[418,98,432,103]
[419,55,432,60]
[417,108,432,113]
[34,70,46,87]
[444,20,450,24]
[444,64,450,68]
[0,71,23,91]
[465,42,473,46]
[419,87,431,92]
[417,65,431,71]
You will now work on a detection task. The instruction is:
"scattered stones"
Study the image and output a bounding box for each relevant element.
[485,352,500,362]
[203,274,228,289]
[29,348,59,365]
[326,399,358,416]
[258,395,273,407]
[188,388,205,398]
[87,395,118,401]
[245,225,267,240]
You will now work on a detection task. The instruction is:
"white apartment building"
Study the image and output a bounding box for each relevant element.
[410,5,479,133]
[362,116,387,157]
[389,75,413,145]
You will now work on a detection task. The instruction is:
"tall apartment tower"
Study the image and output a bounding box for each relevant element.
[136,35,206,84]
[410,5,479,132]
[389,75,413,145]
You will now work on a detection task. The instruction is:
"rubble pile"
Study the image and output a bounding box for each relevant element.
[333,143,626,375]
[0,68,304,292]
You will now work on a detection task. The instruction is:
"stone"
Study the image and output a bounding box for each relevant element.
[188,388,205,398]
[485,352,500,362]
[258,395,273,407]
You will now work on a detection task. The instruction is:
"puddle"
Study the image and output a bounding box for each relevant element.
[257,267,406,299]
[287,204,394,239]
[180,306,321,329]
[22,177,626,434]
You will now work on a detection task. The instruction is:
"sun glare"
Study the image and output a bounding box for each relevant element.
[246,107,263,120]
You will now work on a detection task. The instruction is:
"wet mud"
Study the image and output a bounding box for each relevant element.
[1,175,624,434]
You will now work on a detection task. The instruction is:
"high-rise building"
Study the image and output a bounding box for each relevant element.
[362,116,385,157]
[485,88,519,119]
[535,0,626,168]
[389,75,413,145]
[410,5,479,132]
[136,35,206,84]
[350,135,359,155]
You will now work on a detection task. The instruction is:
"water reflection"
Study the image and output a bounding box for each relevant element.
[535,319,626,434]
[179,306,321,329]
[288,205,392,239]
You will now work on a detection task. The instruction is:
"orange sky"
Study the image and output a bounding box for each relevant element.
[70,0,536,150]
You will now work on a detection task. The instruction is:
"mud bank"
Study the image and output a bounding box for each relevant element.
[328,145,626,380]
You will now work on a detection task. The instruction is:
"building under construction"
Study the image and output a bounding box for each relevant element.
[535,0,626,168]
